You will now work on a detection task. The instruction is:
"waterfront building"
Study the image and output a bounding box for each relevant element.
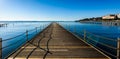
[117,14,120,20]
[102,14,117,20]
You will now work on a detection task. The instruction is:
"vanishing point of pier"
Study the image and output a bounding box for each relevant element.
[5,23,110,59]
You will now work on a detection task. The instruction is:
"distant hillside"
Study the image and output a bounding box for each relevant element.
[76,14,120,22]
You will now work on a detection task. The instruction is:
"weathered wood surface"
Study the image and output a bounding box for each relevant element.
[8,23,110,59]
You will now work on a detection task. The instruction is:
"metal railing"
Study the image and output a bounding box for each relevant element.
[59,23,120,59]
[84,31,119,59]
[0,38,2,59]
[0,23,7,27]
[10,23,53,59]
[0,24,50,59]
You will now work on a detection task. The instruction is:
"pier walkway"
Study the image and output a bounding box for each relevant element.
[8,23,110,59]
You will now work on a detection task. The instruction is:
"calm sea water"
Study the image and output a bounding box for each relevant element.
[0,21,51,59]
[59,22,120,59]
[59,22,120,39]
[0,21,120,59]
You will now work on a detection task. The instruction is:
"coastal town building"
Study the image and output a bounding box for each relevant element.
[102,14,117,20]
[78,14,120,22]
[117,14,120,19]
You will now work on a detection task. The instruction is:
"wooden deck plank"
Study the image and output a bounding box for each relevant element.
[8,23,110,59]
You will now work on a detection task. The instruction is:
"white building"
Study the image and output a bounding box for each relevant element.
[117,14,120,18]
[102,14,117,20]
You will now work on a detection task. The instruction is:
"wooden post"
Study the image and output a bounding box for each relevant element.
[117,38,120,59]
[26,30,28,42]
[0,38,2,58]
[84,30,86,41]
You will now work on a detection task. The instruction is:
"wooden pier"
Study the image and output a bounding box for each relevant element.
[8,23,110,59]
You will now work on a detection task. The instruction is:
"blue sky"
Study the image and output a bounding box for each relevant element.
[0,0,120,21]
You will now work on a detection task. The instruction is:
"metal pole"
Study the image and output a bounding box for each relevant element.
[67,24,68,30]
[26,30,28,42]
[44,24,45,29]
[117,37,120,59]
[36,27,37,33]
[40,26,42,30]
[0,38,2,59]
[41,25,43,30]
[74,25,76,33]
[39,26,41,32]
[43,25,44,29]
[69,24,70,31]
[66,24,67,29]
[84,30,86,41]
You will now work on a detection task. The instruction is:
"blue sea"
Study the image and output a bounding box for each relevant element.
[0,21,120,59]
[0,21,51,59]
[59,22,120,59]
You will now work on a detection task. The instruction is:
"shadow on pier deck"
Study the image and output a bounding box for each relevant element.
[8,23,110,59]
